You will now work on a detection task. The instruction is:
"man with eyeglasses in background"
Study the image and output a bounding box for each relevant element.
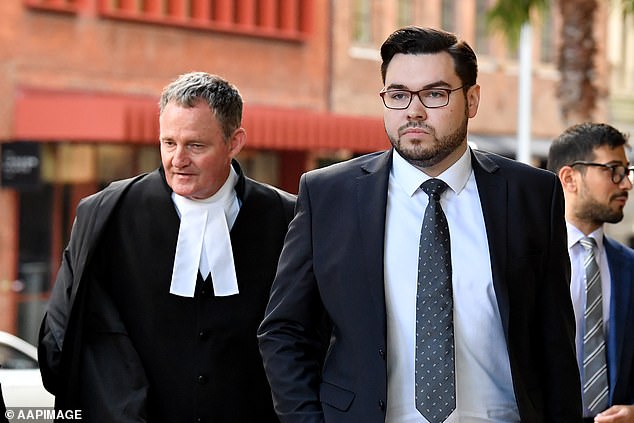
[548,122,634,423]
[258,26,581,423]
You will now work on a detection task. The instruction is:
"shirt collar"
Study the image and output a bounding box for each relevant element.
[172,166,238,215]
[391,146,472,197]
[566,223,604,251]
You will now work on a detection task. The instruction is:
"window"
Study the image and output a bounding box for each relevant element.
[615,5,634,93]
[24,0,82,13]
[398,0,413,27]
[474,0,491,55]
[440,0,455,33]
[0,344,38,370]
[352,0,373,44]
[99,0,311,40]
[539,4,554,63]
[24,0,312,41]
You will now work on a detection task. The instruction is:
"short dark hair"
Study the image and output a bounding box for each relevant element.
[547,122,630,174]
[380,26,478,88]
[159,72,243,140]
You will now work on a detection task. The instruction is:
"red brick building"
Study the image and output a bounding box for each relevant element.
[0,0,390,341]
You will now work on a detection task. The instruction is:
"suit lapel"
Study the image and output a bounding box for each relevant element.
[357,149,512,339]
[604,238,633,404]
[356,150,392,325]
[472,150,511,341]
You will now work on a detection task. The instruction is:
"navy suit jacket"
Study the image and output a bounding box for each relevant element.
[258,148,582,423]
[604,236,634,406]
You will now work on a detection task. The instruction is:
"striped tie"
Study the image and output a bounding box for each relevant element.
[579,237,609,415]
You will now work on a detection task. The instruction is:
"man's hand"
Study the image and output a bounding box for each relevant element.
[595,405,634,422]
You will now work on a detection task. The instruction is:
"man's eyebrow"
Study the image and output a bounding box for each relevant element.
[384,80,453,90]
[384,83,408,90]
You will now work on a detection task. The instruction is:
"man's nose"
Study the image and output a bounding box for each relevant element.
[407,94,428,119]
[172,145,190,167]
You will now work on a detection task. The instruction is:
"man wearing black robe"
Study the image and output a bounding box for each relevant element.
[38,72,295,422]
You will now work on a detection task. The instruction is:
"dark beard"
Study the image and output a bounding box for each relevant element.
[388,111,468,169]
[576,197,625,225]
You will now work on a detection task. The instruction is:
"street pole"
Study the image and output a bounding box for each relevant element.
[517,23,533,165]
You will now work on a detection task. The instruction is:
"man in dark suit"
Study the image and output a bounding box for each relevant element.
[258,26,581,423]
[38,72,295,422]
[548,122,634,423]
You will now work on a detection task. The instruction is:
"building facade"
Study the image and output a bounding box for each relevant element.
[0,0,338,340]
[606,0,634,244]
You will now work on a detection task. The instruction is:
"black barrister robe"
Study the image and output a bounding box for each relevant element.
[38,162,295,422]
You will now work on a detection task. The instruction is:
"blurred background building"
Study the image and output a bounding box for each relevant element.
[0,0,632,343]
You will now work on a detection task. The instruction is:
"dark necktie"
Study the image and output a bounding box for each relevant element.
[415,178,455,423]
[579,237,609,415]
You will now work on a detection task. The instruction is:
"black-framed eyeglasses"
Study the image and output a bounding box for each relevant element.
[570,161,634,184]
[379,86,465,110]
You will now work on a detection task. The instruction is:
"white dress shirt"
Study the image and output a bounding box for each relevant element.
[384,148,519,423]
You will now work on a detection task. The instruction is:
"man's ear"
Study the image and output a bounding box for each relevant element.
[558,166,578,193]
[466,84,480,118]
[228,127,246,159]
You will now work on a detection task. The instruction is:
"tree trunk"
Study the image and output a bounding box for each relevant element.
[557,0,598,124]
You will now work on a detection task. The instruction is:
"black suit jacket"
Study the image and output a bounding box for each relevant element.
[258,149,582,423]
[39,161,295,422]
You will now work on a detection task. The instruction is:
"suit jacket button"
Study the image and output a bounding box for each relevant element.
[379,348,386,359]
[199,330,209,340]
[378,400,385,411]
[197,375,207,384]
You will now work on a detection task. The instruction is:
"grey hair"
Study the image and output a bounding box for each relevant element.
[159,72,243,139]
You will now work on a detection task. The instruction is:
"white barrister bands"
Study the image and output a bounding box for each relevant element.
[170,202,206,297]
[169,168,240,297]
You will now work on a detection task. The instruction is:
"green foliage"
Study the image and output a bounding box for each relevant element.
[486,0,549,47]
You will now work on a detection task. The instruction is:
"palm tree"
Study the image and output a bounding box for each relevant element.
[555,0,598,124]
[486,0,547,46]
[488,0,634,125]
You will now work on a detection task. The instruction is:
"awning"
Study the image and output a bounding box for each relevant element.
[12,87,554,158]
[12,88,390,153]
